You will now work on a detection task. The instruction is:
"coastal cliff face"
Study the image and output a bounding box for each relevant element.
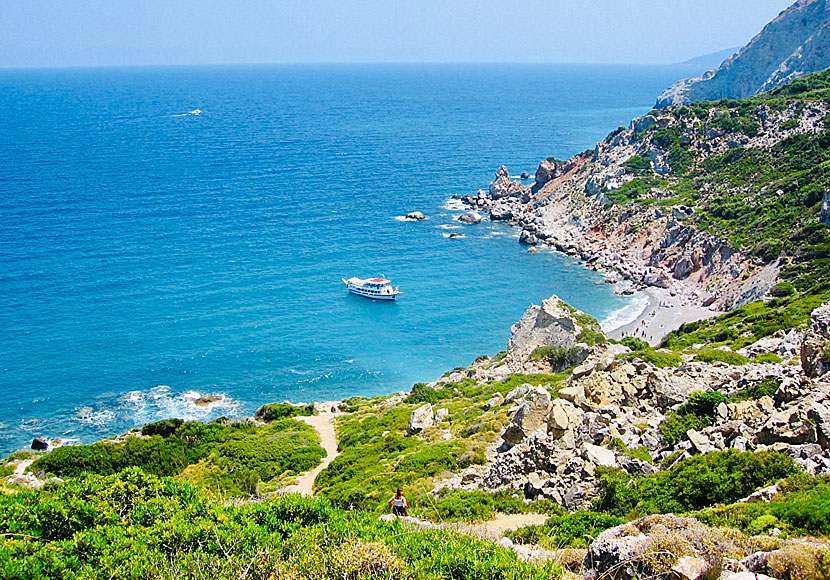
[656,0,830,107]
[461,70,830,322]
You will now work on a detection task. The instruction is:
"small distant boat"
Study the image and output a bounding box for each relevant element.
[342,277,402,300]
[189,109,202,115]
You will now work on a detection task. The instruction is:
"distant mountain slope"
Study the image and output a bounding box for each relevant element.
[679,47,740,68]
[657,0,830,107]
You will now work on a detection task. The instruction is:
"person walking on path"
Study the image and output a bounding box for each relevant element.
[388,488,408,517]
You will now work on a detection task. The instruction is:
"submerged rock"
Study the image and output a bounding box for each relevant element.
[194,395,222,407]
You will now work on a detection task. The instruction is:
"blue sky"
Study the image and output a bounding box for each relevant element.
[1,0,795,68]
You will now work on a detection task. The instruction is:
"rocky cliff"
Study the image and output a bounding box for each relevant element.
[459,69,830,345]
[657,0,830,107]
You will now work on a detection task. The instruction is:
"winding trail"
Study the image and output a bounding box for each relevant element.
[13,458,36,478]
[287,406,341,496]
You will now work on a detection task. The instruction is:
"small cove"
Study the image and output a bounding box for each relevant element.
[0,63,704,453]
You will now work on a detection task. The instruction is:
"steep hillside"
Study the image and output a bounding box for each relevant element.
[657,0,830,106]
[469,69,830,351]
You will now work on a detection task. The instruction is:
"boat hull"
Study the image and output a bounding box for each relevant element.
[347,287,397,300]
[342,277,401,300]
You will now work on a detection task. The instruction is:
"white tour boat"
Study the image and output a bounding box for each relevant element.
[342,277,402,300]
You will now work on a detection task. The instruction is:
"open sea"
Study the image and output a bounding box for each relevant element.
[0,63,703,453]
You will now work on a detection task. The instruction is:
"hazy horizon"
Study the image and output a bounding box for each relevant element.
[1,0,794,70]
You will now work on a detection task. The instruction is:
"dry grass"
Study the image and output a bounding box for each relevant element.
[767,540,830,580]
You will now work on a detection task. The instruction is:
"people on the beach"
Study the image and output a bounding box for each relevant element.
[388,488,408,517]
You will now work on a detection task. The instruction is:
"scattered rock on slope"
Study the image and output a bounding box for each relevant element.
[802,300,830,377]
[406,404,435,436]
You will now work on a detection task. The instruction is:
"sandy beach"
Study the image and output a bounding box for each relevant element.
[607,287,723,346]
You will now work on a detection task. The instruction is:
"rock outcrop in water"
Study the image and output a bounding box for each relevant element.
[657,0,830,107]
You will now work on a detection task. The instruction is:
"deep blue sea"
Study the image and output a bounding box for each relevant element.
[0,64,702,453]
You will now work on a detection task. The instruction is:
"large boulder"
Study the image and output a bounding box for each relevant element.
[501,386,552,446]
[821,191,830,226]
[406,404,435,436]
[488,166,524,199]
[534,159,562,190]
[802,301,830,378]
[458,211,482,225]
[507,295,601,358]
[757,406,817,445]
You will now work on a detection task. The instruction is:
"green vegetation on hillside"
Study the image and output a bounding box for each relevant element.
[601,69,830,349]
[31,417,325,497]
[0,468,559,580]
[597,449,798,517]
[697,473,830,537]
[314,369,568,516]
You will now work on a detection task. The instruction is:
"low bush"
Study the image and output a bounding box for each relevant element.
[0,469,560,580]
[697,474,830,537]
[624,155,653,175]
[416,489,561,523]
[734,378,779,400]
[32,419,324,496]
[659,390,729,445]
[597,449,797,517]
[607,438,653,463]
[693,349,750,365]
[254,402,315,422]
[620,336,649,351]
[529,346,584,371]
[629,348,683,368]
[752,353,783,364]
[506,511,624,548]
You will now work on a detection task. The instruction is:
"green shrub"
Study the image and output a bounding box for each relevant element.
[659,391,730,445]
[417,489,560,523]
[506,511,624,549]
[659,413,711,445]
[529,346,583,371]
[0,469,560,580]
[605,179,652,205]
[635,349,683,368]
[697,474,830,536]
[677,391,730,417]
[254,402,315,422]
[141,418,184,437]
[620,336,649,351]
[770,281,796,297]
[32,419,324,496]
[407,382,440,404]
[597,450,797,517]
[607,438,653,463]
[693,349,750,365]
[752,353,783,364]
[734,378,779,400]
[624,155,653,175]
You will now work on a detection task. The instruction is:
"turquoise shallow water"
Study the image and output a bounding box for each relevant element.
[0,64,701,453]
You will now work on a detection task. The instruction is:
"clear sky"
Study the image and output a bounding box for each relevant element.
[0,0,796,68]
